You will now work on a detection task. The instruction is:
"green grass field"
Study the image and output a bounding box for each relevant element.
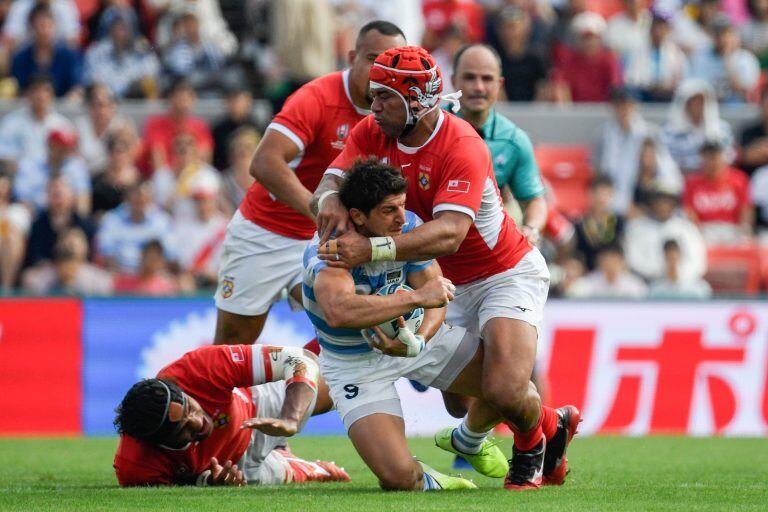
[1,436,766,511]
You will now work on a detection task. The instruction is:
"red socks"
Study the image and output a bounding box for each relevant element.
[510,405,558,451]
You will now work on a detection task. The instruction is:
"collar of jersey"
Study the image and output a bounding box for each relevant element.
[342,69,372,116]
[397,110,445,154]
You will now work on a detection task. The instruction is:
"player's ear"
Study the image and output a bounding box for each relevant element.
[348,208,366,228]
[347,49,357,68]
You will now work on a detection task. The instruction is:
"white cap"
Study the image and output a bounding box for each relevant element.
[190,169,220,199]
[571,12,607,36]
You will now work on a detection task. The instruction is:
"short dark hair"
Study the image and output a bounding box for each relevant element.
[164,77,195,98]
[28,2,53,27]
[26,72,54,92]
[598,243,624,259]
[663,239,680,253]
[356,20,406,49]
[591,175,614,190]
[339,157,407,215]
[114,378,185,442]
[453,44,502,75]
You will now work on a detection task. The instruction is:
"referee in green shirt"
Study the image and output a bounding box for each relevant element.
[448,44,548,245]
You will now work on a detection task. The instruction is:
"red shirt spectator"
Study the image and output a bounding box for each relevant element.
[140,79,213,175]
[551,12,622,103]
[683,166,751,225]
[422,0,485,50]
[682,141,753,244]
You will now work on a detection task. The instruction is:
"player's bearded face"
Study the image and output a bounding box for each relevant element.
[162,394,214,448]
[371,89,408,138]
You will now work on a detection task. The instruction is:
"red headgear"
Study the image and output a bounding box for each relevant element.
[369,46,461,131]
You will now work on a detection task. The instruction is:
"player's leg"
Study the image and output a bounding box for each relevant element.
[241,381,350,485]
[213,212,307,345]
[348,413,424,491]
[475,250,573,490]
[214,309,269,345]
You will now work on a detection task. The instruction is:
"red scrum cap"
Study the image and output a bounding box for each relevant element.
[369,46,461,131]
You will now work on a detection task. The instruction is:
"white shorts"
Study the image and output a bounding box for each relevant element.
[214,210,308,316]
[239,381,289,485]
[320,324,479,430]
[446,248,550,337]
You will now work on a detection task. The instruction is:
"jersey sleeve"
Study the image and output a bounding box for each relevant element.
[114,438,174,487]
[432,136,491,220]
[157,345,257,405]
[326,118,373,177]
[268,84,324,152]
[507,130,545,201]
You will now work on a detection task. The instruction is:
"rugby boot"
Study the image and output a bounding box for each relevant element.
[418,460,477,490]
[503,437,545,490]
[543,405,581,486]
[435,427,508,478]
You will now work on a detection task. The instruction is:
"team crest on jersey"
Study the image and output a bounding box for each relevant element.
[331,124,350,150]
[418,172,430,190]
[221,277,235,298]
[215,412,230,429]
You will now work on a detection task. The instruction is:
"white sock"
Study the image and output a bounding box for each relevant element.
[422,470,440,491]
[451,417,491,455]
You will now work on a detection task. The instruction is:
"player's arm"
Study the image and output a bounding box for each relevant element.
[518,195,547,243]
[405,261,446,342]
[250,129,314,219]
[508,131,547,242]
[313,266,453,329]
[312,121,370,243]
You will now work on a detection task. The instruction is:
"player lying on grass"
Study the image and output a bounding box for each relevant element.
[303,159,577,491]
[113,344,350,487]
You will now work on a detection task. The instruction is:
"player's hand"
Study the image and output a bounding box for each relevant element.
[241,417,299,437]
[521,225,541,245]
[317,193,350,245]
[317,229,371,268]
[364,321,410,357]
[207,457,247,487]
[413,276,455,309]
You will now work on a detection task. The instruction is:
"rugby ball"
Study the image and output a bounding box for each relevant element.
[368,283,424,339]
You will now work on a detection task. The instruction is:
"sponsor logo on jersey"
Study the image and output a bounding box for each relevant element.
[418,172,430,190]
[447,179,470,193]
[385,269,403,285]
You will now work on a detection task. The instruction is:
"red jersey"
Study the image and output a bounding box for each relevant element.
[240,70,370,240]
[140,114,214,175]
[114,345,274,486]
[551,47,622,103]
[328,111,532,285]
[683,168,752,225]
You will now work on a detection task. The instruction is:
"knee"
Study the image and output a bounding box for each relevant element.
[482,377,534,413]
[377,463,419,491]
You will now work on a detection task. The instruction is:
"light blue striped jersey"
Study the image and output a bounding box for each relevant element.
[302,210,433,354]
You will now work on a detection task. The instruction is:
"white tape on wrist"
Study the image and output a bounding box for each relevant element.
[397,328,425,358]
[317,190,338,211]
[196,470,212,486]
[370,236,396,262]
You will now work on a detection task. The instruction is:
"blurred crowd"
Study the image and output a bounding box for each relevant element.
[0,0,767,298]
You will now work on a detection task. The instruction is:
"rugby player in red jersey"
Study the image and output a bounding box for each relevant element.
[312,46,579,490]
[113,344,349,486]
[212,21,406,345]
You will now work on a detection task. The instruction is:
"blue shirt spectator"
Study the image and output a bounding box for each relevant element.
[689,16,760,103]
[84,13,160,98]
[97,184,176,273]
[10,3,83,98]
